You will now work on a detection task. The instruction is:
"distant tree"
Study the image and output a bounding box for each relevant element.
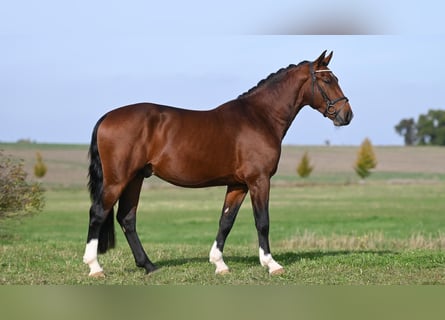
[34,152,47,179]
[395,109,445,146]
[416,109,445,146]
[0,151,45,218]
[395,118,417,146]
[297,151,314,178]
[354,138,377,180]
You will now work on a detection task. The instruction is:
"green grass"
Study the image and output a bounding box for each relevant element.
[1,143,444,284]
[1,183,444,284]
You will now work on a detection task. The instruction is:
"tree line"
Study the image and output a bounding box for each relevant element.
[395,109,445,146]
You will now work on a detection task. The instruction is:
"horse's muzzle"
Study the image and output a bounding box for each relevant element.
[333,104,354,126]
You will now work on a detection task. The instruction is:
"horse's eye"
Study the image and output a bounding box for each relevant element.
[322,78,331,84]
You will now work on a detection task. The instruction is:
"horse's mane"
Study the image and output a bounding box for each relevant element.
[237,60,309,99]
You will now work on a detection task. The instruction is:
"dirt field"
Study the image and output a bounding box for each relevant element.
[1,143,444,188]
[279,145,445,174]
[0,144,89,188]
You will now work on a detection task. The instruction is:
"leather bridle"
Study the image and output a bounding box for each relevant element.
[309,62,349,118]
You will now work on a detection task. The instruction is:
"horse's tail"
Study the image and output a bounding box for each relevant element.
[88,114,115,254]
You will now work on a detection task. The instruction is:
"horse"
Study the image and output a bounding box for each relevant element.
[83,50,353,277]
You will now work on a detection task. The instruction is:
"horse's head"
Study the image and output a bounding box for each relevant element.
[306,51,353,126]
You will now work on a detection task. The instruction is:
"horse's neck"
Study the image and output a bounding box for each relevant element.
[242,77,308,141]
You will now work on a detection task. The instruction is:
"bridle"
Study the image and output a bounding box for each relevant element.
[309,62,349,118]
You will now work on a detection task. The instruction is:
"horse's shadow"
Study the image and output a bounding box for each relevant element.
[155,249,395,269]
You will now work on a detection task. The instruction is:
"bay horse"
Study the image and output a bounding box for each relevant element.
[83,51,353,277]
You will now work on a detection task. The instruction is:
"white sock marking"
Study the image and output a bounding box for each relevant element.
[209,241,229,274]
[259,248,283,274]
[83,239,103,276]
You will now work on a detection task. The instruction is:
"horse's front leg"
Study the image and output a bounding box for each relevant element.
[209,185,248,274]
[248,178,284,275]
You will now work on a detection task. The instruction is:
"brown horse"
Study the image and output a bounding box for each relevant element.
[83,51,353,277]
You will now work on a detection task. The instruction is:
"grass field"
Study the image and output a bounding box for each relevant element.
[0,143,444,284]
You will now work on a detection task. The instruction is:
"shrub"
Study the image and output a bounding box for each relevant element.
[297,151,314,178]
[354,138,377,180]
[34,151,47,179]
[0,151,45,218]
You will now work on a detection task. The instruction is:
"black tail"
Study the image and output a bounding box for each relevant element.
[88,114,115,254]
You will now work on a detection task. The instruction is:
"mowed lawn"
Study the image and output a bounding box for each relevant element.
[0,143,444,284]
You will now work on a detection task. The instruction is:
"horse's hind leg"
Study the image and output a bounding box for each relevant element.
[83,184,121,277]
[209,185,248,274]
[116,174,158,274]
[83,205,109,277]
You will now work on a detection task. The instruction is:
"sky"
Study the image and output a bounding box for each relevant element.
[1,1,445,146]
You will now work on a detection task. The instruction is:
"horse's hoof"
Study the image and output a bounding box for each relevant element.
[146,267,161,276]
[89,271,105,278]
[215,268,230,275]
[270,268,285,276]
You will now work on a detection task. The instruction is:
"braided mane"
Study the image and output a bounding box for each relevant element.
[237,61,308,99]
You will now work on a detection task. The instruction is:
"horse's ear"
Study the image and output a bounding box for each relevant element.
[314,50,333,67]
[323,51,333,66]
[314,50,327,67]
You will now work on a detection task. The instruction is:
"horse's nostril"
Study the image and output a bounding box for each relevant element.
[348,111,354,122]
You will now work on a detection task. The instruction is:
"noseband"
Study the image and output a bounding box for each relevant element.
[309,63,349,118]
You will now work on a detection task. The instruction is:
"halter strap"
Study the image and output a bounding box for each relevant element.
[309,62,349,118]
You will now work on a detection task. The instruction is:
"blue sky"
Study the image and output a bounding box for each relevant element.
[1,1,444,145]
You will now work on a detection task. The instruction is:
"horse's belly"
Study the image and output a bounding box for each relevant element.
[151,157,238,188]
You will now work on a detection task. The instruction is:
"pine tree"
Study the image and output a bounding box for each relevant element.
[297,151,314,178]
[34,152,47,179]
[354,138,377,180]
